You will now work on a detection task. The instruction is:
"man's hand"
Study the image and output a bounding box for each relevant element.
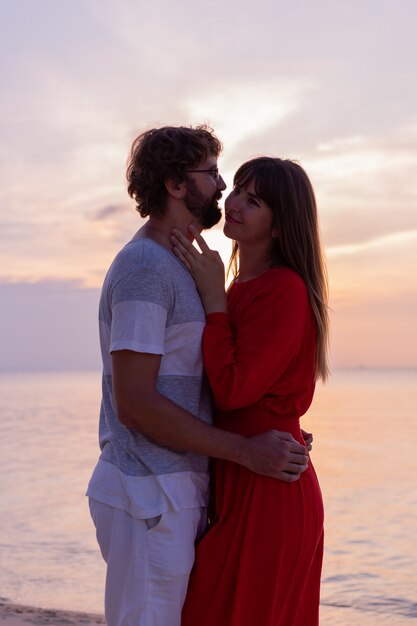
[240,431,309,482]
[112,351,310,482]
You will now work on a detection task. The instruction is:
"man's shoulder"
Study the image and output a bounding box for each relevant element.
[101,237,197,312]
[113,237,165,269]
[109,238,185,278]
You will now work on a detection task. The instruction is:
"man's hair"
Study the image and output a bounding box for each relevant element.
[126,125,222,218]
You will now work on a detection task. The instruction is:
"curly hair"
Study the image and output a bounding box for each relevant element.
[126,125,222,218]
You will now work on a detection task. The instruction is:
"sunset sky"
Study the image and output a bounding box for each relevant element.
[1,0,416,371]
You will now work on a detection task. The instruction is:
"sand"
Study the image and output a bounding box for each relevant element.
[0,603,105,626]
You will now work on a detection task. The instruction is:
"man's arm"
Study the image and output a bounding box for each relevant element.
[112,350,309,482]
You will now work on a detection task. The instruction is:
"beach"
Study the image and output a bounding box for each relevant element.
[0,603,104,626]
[1,369,416,625]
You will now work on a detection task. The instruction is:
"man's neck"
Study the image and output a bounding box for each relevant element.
[136,219,172,250]
[136,210,200,251]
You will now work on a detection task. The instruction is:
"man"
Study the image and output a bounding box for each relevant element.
[87,125,309,626]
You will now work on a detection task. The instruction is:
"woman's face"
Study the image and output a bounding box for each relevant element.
[223,178,276,244]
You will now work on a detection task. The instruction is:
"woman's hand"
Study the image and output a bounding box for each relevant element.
[301,429,313,452]
[170,225,227,314]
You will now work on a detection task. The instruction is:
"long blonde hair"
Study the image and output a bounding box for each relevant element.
[228,157,330,381]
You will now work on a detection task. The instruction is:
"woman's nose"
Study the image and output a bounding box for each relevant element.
[226,191,239,208]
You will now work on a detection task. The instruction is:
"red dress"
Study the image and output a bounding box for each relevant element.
[182,268,324,626]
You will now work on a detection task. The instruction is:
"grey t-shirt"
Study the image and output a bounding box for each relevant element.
[87,238,212,518]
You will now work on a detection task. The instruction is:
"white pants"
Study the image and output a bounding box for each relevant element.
[89,498,205,626]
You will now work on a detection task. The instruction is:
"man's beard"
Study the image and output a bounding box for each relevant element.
[184,179,222,229]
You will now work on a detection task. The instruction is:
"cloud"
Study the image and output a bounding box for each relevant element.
[0,279,101,372]
[92,204,129,221]
[327,230,417,259]
[1,0,417,371]
[183,78,317,157]
[302,122,417,247]
[327,229,417,308]
[0,206,141,287]
[330,289,417,368]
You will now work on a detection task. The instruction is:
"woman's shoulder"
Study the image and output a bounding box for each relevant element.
[229,267,308,308]
[264,267,307,292]
[253,268,309,311]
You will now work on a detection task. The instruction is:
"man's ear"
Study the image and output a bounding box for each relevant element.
[165,177,186,199]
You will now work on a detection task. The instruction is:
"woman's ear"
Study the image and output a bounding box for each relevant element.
[165,177,186,199]
[271,228,279,239]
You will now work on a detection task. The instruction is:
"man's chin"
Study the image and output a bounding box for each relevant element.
[201,207,222,230]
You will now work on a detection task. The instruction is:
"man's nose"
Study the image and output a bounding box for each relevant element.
[217,175,227,191]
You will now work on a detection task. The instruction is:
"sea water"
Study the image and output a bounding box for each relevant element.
[0,370,416,624]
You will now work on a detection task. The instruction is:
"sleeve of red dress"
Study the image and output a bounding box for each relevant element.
[202,274,311,412]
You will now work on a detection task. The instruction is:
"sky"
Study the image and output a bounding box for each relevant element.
[0,0,416,371]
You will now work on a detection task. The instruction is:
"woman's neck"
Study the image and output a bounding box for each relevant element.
[237,244,272,282]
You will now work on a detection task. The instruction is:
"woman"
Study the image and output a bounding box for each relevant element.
[171,157,329,626]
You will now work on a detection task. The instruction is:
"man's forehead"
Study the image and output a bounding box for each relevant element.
[198,156,217,167]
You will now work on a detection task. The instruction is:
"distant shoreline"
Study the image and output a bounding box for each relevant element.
[1,366,417,375]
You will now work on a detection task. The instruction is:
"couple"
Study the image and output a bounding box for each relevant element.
[87,125,329,626]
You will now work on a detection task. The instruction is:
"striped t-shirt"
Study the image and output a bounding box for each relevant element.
[87,237,212,519]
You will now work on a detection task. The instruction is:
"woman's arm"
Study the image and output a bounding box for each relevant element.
[202,280,311,411]
[171,227,313,412]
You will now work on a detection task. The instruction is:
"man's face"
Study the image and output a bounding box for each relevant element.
[184,158,226,229]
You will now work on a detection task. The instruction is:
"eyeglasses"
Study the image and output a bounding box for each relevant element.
[186,167,220,181]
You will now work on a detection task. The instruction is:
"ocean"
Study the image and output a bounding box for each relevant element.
[0,369,416,624]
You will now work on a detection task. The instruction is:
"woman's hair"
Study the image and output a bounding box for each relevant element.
[126,125,222,218]
[229,157,330,381]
